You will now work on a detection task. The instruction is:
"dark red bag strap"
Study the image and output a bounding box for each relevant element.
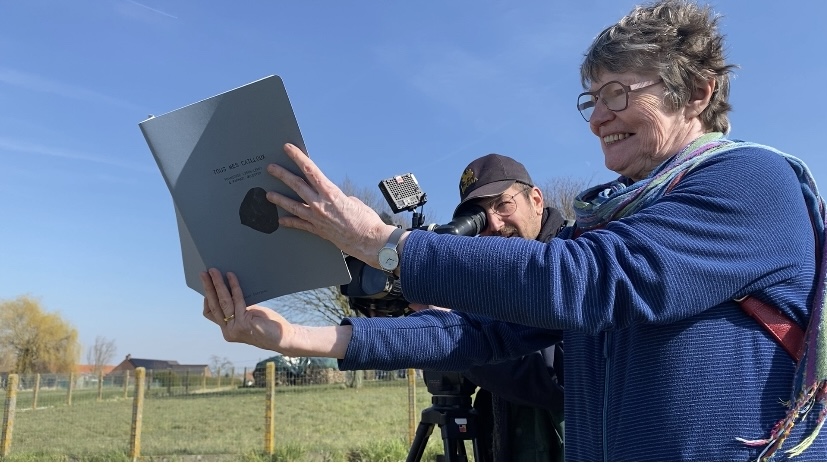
[736,296,805,362]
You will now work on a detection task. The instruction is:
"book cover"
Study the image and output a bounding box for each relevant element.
[140,75,351,305]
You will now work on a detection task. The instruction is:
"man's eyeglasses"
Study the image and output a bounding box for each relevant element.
[576,79,663,122]
[483,185,532,218]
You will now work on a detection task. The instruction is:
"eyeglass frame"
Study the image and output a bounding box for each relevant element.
[576,78,664,122]
[479,184,534,218]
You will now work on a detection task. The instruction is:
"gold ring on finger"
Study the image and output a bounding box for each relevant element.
[223,314,235,323]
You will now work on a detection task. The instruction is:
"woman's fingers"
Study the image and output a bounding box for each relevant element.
[209,269,235,320]
[200,270,223,324]
[281,143,333,193]
[225,272,246,322]
[265,142,394,269]
[199,268,238,325]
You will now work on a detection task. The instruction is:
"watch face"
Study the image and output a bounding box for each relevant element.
[378,247,399,271]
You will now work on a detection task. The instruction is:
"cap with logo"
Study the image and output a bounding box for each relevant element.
[454,153,533,217]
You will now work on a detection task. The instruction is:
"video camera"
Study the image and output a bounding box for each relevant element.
[340,173,487,317]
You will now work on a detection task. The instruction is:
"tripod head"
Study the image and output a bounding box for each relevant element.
[423,371,476,408]
[406,371,482,462]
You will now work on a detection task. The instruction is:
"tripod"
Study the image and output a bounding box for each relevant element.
[406,371,482,462]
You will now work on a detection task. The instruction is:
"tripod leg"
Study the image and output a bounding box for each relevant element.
[444,439,468,462]
[471,438,481,463]
[406,422,435,462]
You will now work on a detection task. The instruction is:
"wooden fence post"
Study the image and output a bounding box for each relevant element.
[1,374,18,457]
[264,361,275,455]
[146,369,153,393]
[167,369,172,396]
[407,368,417,445]
[66,373,74,406]
[32,374,40,410]
[184,370,190,395]
[217,367,221,389]
[129,367,146,460]
[97,371,103,401]
[201,370,206,392]
[123,370,130,399]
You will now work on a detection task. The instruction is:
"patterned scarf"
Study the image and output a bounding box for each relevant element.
[573,132,827,460]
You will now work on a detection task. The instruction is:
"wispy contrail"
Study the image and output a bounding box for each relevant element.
[0,68,146,112]
[0,137,152,172]
[125,0,178,19]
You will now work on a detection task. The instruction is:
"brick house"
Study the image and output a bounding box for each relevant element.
[108,354,210,382]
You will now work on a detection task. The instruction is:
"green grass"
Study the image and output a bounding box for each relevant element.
[1,379,468,461]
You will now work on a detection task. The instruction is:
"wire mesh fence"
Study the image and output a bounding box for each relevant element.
[0,365,458,461]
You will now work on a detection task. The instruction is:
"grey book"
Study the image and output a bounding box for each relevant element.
[139,75,351,305]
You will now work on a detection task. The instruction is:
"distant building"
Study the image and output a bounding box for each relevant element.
[75,364,116,376]
[109,354,210,379]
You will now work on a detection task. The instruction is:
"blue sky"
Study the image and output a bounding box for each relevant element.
[1,0,825,369]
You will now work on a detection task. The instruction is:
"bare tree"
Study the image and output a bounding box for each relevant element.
[340,176,411,229]
[276,286,355,325]
[209,355,234,377]
[0,296,80,374]
[538,176,593,221]
[86,335,117,374]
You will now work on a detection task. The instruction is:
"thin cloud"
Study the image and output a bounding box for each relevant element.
[0,136,152,172]
[0,68,145,112]
[124,0,178,19]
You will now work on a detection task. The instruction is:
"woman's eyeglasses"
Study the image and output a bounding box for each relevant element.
[576,79,663,122]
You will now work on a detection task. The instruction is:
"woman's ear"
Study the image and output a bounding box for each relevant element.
[686,77,715,118]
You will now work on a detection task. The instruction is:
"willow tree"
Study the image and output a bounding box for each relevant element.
[0,296,80,374]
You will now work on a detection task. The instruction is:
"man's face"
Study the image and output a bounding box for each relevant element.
[474,183,544,239]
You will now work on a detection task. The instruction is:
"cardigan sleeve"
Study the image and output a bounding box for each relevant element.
[399,145,816,335]
[338,309,562,371]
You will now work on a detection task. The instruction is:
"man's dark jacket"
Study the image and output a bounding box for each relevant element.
[463,207,566,461]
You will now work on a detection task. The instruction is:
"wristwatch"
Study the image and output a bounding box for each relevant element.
[377,227,405,273]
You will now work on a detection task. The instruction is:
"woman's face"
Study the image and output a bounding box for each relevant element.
[588,71,707,181]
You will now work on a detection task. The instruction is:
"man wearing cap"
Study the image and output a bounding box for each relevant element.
[452,153,566,461]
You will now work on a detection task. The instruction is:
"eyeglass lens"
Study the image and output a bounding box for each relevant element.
[490,186,531,216]
[492,196,518,216]
[577,82,628,121]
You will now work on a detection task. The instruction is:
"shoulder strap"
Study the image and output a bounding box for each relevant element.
[736,296,805,362]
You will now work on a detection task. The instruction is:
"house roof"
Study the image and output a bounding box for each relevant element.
[125,358,207,371]
[75,364,116,375]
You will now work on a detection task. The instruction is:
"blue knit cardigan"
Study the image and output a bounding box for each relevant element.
[339,144,827,461]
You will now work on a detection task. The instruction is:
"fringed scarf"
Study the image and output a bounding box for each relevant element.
[572,132,827,460]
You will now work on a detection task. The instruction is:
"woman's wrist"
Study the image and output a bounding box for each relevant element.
[393,230,410,278]
[281,324,352,359]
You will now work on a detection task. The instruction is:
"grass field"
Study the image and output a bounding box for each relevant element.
[1,379,473,461]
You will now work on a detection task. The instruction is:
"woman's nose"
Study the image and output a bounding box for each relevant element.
[589,99,614,132]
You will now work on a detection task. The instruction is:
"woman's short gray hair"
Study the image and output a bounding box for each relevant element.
[580,0,737,133]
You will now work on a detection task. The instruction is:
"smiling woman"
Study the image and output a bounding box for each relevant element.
[200,0,827,461]
[2,0,826,461]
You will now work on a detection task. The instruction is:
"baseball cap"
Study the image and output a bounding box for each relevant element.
[454,153,533,217]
